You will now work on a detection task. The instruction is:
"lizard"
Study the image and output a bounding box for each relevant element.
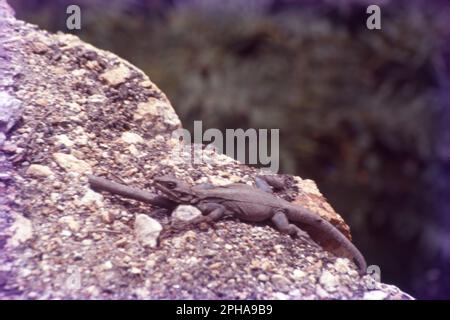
[87,174,367,275]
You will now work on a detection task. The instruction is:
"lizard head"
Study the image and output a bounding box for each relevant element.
[153,176,196,203]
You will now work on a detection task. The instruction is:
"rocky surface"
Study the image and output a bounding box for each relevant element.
[0,1,413,299]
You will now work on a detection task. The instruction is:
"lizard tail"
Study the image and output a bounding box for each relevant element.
[290,208,367,275]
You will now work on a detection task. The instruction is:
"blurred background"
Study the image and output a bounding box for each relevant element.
[9,0,450,299]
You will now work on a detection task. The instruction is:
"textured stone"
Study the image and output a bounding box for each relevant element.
[53,153,91,173]
[172,205,202,223]
[8,214,33,247]
[134,214,162,248]
[26,164,53,177]
[100,64,131,86]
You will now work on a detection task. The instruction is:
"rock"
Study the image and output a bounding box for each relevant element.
[30,41,48,54]
[120,131,144,144]
[8,213,33,247]
[58,216,80,232]
[273,292,289,300]
[101,261,113,271]
[1,142,17,153]
[100,64,131,86]
[319,270,339,292]
[292,269,306,281]
[171,205,202,223]
[181,272,193,281]
[129,267,141,274]
[61,230,72,237]
[81,239,93,246]
[0,92,23,134]
[53,152,91,173]
[133,98,180,126]
[100,210,114,224]
[258,274,269,282]
[26,164,53,177]
[80,189,103,207]
[271,274,292,292]
[334,258,351,273]
[363,290,388,300]
[55,134,74,148]
[134,214,162,248]
[316,285,330,299]
[133,99,162,120]
[128,144,140,156]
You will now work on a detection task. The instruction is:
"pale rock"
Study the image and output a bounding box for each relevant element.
[273,292,289,300]
[128,144,140,157]
[101,261,113,271]
[8,213,33,247]
[71,69,86,77]
[133,97,181,127]
[66,102,82,113]
[139,80,152,87]
[61,230,72,237]
[133,98,163,120]
[316,285,329,299]
[172,205,202,223]
[129,267,141,274]
[50,192,60,202]
[80,189,103,207]
[26,164,53,177]
[53,152,91,173]
[334,258,351,273]
[55,134,74,148]
[292,269,306,281]
[134,287,150,299]
[363,290,388,300]
[58,216,80,232]
[289,289,302,297]
[209,176,232,186]
[87,94,106,104]
[100,64,130,86]
[319,270,340,292]
[1,142,17,153]
[82,239,93,246]
[74,129,89,145]
[120,131,144,144]
[134,214,162,248]
[258,274,269,282]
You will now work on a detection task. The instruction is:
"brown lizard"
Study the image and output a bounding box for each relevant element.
[88,174,367,274]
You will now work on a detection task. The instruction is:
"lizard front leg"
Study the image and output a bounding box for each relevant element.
[197,202,227,222]
[255,175,287,193]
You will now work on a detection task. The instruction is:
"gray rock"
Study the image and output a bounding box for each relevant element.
[0,92,23,135]
[271,274,292,292]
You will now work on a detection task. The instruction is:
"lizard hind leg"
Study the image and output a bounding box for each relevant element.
[271,211,310,240]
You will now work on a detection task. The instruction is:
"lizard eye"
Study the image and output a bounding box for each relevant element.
[165,181,176,189]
